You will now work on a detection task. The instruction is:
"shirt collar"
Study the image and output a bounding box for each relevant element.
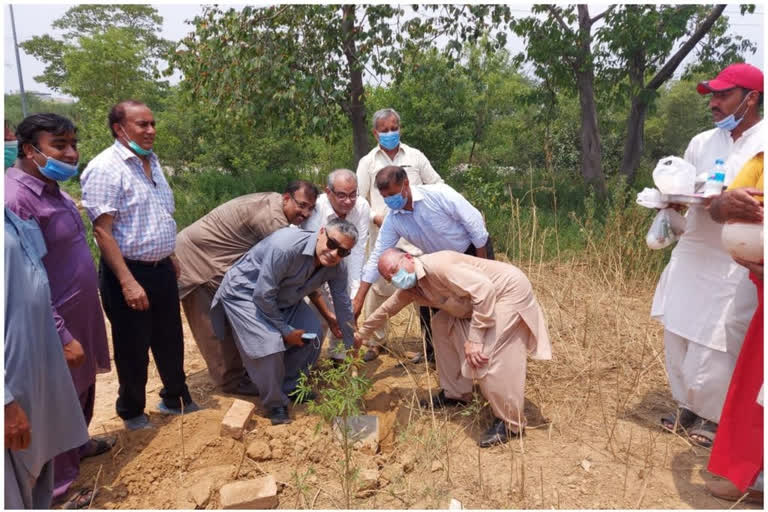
[413,257,427,280]
[376,142,406,159]
[113,139,158,165]
[303,229,320,258]
[6,166,57,198]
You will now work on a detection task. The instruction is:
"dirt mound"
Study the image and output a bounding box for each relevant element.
[74,261,759,509]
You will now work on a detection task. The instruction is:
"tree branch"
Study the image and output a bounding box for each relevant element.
[547,6,573,35]
[590,6,615,25]
[646,4,726,90]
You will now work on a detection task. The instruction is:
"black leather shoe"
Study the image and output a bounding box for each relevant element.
[269,406,292,425]
[478,418,520,447]
[419,390,467,409]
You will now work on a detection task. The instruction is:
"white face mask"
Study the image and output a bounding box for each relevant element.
[714,91,754,131]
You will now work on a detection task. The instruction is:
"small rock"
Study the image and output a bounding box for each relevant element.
[269,438,283,450]
[449,498,463,509]
[272,448,284,459]
[247,440,272,461]
[401,453,416,473]
[431,460,442,472]
[357,468,379,491]
[220,476,278,509]
[221,399,256,440]
[332,415,379,454]
[381,462,404,483]
[188,480,211,508]
[580,459,592,472]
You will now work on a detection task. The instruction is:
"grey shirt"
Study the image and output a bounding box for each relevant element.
[4,208,89,479]
[211,228,355,358]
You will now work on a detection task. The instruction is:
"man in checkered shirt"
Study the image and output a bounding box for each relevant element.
[81,100,199,431]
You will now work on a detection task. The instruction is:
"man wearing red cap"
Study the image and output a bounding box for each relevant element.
[652,63,764,448]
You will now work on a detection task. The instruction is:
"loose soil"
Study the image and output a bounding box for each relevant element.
[74,261,759,510]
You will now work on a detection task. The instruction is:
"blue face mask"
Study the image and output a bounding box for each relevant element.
[5,140,17,169]
[383,183,407,211]
[378,130,400,150]
[714,92,752,132]
[33,146,78,181]
[391,267,417,289]
[120,125,153,156]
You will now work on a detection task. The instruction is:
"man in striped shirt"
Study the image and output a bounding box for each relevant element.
[81,100,199,431]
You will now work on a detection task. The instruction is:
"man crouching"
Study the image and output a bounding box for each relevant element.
[355,248,552,447]
[211,218,360,425]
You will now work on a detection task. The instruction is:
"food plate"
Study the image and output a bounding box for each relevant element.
[660,193,707,205]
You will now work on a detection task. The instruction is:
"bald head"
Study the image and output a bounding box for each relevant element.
[378,248,410,280]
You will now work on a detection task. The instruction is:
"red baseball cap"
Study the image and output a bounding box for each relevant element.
[697,63,764,94]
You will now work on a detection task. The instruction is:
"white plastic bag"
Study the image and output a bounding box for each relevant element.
[646,208,686,250]
[652,156,697,195]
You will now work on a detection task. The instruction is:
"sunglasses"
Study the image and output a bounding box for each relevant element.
[326,234,352,257]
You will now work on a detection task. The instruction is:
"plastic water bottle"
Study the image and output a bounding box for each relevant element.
[703,159,726,197]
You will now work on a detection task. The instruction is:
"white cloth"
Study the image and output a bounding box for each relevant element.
[301,193,370,298]
[651,121,764,352]
[663,329,737,423]
[361,183,489,284]
[356,142,443,218]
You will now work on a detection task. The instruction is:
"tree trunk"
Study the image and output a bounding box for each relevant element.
[575,5,605,193]
[620,98,649,181]
[341,5,369,167]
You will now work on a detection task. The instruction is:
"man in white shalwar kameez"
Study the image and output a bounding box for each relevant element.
[356,248,551,447]
[651,63,764,447]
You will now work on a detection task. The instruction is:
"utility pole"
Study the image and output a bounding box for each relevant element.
[9,4,28,118]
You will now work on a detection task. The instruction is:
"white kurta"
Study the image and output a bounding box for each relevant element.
[651,121,764,353]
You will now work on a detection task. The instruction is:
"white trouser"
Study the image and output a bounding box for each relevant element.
[663,329,737,423]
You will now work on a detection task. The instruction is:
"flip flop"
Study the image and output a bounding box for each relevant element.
[81,435,116,459]
[62,488,94,509]
[660,407,698,433]
[689,419,717,448]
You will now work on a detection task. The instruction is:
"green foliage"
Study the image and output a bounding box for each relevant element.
[3,94,77,128]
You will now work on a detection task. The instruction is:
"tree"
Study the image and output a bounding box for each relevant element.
[599,4,756,181]
[169,4,513,167]
[20,4,170,91]
[510,5,612,192]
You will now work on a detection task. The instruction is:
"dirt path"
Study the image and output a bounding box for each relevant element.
[75,263,759,509]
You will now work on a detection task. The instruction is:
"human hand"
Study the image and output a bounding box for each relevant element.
[121,278,149,311]
[283,329,306,348]
[373,214,385,228]
[325,312,343,338]
[63,339,86,368]
[464,341,489,369]
[5,401,31,451]
[711,188,764,223]
[733,256,764,280]
[353,332,364,350]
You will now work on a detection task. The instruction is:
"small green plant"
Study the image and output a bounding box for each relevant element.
[293,343,373,509]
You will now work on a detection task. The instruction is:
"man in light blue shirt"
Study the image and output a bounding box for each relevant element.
[353,165,493,362]
[211,218,360,425]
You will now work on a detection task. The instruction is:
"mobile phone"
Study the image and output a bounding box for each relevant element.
[301,333,318,345]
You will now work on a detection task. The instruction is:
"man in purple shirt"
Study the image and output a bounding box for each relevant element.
[5,113,112,508]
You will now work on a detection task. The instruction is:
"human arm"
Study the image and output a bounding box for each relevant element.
[708,188,763,223]
[251,244,298,341]
[417,151,444,185]
[442,185,489,249]
[328,267,357,350]
[439,262,497,345]
[347,200,370,298]
[92,214,149,310]
[309,290,342,338]
[357,289,414,340]
[354,217,400,315]
[732,256,763,280]
[356,157,372,204]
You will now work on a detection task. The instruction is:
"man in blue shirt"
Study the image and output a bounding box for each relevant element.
[211,218,360,425]
[353,165,494,362]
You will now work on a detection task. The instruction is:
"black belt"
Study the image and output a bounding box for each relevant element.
[124,257,170,267]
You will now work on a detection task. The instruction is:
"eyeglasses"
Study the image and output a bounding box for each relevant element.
[331,189,357,201]
[290,193,314,212]
[326,235,352,257]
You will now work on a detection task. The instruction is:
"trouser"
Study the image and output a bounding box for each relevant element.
[5,455,54,510]
[100,258,192,420]
[433,310,528,430]
[419,238,496,358]
[181,285,246,388]
[229,300,323,409]
[663,329,737,424]
[52,384,95,499]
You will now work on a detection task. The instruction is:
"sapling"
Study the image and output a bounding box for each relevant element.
[293,342,373,509]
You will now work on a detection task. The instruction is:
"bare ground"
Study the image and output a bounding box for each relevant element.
[72,260,759,510]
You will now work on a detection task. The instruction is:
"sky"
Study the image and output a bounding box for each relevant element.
[2,3,765,99]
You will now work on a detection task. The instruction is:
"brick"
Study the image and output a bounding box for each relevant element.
[332,415,379,454]
[220,476,278,509]
[449,498,463,510]
[220,399,255,440]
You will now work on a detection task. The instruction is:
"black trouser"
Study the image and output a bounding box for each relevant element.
[419,237,495,358]
[100,257,191,419]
